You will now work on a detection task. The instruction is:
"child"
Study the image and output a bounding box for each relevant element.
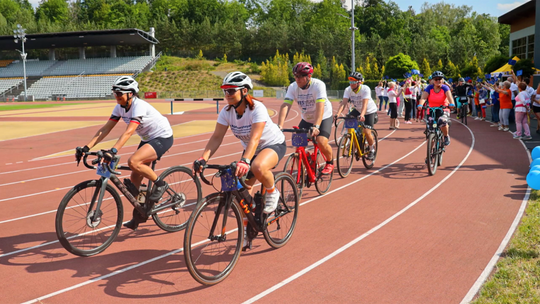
[514,82,532,140]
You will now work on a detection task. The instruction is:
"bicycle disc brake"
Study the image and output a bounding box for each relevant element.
[86,209,103,228]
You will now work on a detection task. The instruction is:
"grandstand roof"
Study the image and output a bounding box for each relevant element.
[498,1,535,25]
[0,28,158,51]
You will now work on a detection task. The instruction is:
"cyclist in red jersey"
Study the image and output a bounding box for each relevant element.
[417,71,455,146]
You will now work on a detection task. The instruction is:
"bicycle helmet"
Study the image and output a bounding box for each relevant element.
[458,77,465,82]
[221,71,253,90]
[349,72,364,81]
[112,76,139,93]
[431,71,445,79]
[293,62,314,76]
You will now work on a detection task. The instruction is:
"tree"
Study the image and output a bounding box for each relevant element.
[483,54,509,74]
[513,58,536,79]
[420,58,431,77]
[384,53,419,79]
[36,0,69,23]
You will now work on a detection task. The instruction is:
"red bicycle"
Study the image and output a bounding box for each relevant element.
[282,127,334,197]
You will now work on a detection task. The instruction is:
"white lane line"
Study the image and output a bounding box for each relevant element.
[242,120,476,304]
[460,135,531,303]
[20,133,419,303]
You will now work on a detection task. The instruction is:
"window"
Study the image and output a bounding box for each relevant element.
[512,37,527,59]
[527,35,535,59]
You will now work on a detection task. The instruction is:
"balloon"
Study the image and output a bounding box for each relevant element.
[530,158,540,168]
[532,146,540,160]
[531,165,540,172]
[527,170,540,190]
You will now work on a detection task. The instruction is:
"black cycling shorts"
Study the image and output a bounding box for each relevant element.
[349,108,377,128]
[245,141,287,179]
[299,116,333,139]
[138,135,174,160]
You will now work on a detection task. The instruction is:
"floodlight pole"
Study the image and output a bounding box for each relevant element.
[13,24,28,101]
[350,0,356,72]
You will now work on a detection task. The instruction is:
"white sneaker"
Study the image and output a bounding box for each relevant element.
[490,124,498,127]
[264,188,280,214]
[498,126,503,131]
[513,134,522,139]
[474,117,481,120]
[503,128,510,132]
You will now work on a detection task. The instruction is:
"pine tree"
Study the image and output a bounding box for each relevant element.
[421,58,432,77]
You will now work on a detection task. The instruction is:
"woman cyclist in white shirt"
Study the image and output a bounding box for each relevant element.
[75,76,174,230]
[193,72,286,213]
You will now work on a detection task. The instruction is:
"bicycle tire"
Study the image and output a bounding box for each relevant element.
[361,129,378,169]
[437,133,444,166]
[184,193,243,285]
[314,150,333,195]
[462,104,467,125]
[263,172,299,249]
[152,166,202,232]
[336,133,354,178]
[427,133,438,175]
[334,119,347,143]
[55,179,123,257]
[283,153,305,198]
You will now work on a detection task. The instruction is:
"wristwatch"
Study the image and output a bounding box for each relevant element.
[240,157,251,165]
[314,124,320,129]
[110,148,118,154]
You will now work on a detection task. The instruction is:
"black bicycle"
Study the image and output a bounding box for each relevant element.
[423,105,449,175]
[184,162,299,285]
[55,151,201,256]
[457,97,468,125]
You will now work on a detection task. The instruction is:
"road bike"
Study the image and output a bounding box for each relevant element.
[456,97,468,125]
[184,162,298,285]
[334,99,354,143]
[335,115,379,178]
[55,150,201,256]
[423,105,449,175]
[282,128,334,197]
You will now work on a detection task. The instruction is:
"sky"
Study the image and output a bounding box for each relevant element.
[390,0,531,17]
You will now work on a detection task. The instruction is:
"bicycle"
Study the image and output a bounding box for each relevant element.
[184,162,298,285]
[55,150,201,257]
[335,115,379,178]
[423,105,449,175]
[456,97,468,125]
[334,99,354,143]
[282,128,334,197]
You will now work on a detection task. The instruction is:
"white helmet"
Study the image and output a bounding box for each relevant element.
[113,76,139,93]
[221,72,253,90]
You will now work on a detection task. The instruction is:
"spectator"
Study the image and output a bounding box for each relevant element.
[513,81,532,140]
[494,81,513,132]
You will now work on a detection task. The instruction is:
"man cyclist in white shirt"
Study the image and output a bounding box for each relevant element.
[334,72,378,159]
[277,62,335,175]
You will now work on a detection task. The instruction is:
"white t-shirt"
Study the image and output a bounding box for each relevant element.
[515,91,531,113]
[510,83,518,100]
[110,97,173,142]
[217,100,285,152]
[343,85,378,115]
[526,86,535,99]
[381,87,387,97]
[387,88,401,104]
[375,86,382,97]
[284,78,333,123]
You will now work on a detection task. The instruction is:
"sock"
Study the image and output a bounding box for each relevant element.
[326,160,333,165]
[154,177,165,187]
[266,186,275,193]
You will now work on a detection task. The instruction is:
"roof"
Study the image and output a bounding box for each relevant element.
[498,1,535,24]
[0,28,158,51]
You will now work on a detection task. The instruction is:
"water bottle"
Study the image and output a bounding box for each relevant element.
[138,184,148,204]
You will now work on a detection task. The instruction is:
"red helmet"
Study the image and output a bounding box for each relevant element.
[293,62,313,76]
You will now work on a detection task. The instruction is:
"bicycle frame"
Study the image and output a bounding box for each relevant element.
[293,139,324,184]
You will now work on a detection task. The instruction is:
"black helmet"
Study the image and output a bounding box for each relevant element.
[349,72,364,81]
[431,71,445,79]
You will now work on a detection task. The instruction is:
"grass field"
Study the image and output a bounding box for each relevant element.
[0,103,82,111]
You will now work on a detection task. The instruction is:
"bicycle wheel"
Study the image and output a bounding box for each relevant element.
[336,133,354,178]
[426,133,438,175]
[334,119,347,143]
[184,193,243,285]
[152,166,201,232]
[283,153,305,198]
[437,133,444,166]
[361,129,379,169]
[314,150,333,195]
[462,104,467,125]
[263,172,299,249]
[55,179,123,257]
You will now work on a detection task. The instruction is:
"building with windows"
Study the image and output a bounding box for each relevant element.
[498,0,539,83]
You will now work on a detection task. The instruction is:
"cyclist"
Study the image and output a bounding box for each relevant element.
[75,76,174,230]
[193,72,286,214]
[335,72,378,159]
[277,62,334,174]
[417,71,455,146]
[454,77,472,119]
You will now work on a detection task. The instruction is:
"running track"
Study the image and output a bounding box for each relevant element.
[0,99,530,303]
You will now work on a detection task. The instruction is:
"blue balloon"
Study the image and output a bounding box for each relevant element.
[531,158,540,168]
[527,170,540,190]
[532,146,540,160]
[531,165,540,173]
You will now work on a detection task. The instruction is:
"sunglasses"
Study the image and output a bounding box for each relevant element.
[349,80,359,84]
[223,87,242,95]
[112,91,125,97]
[433,78,443,81]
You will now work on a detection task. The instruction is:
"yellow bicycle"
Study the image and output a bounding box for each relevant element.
[335,115,378,178]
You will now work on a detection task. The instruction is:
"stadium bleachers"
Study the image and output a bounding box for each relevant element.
[0,78,23,96]
[0,56,154,100]
[25,75,127,99]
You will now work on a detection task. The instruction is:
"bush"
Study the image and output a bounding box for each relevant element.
[513,58,536,78]
[384,53,420,79]
[484,55,509,74]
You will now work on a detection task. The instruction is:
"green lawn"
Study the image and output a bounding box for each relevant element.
[0,103,81,111]
[471,190,540,303]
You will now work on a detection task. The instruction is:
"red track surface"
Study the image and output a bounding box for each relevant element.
[0,99,529,303]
